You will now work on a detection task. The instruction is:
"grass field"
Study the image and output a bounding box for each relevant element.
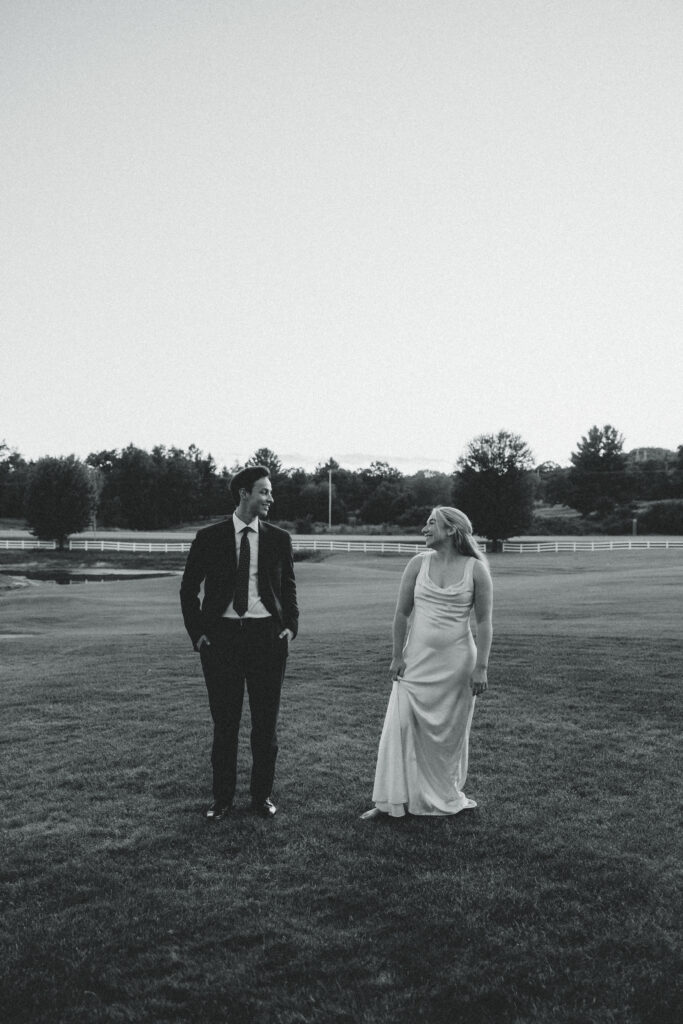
[1,551,681,1023]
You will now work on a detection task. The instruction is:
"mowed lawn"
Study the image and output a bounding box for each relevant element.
[0,551,681,1024]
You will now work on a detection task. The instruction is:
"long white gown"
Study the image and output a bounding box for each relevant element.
[370,552,478,817]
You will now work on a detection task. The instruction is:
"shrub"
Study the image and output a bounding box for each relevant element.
[595,505,638,535]
[637,501,683,534]
[24,456,97,549]
[529,515,590,536]
[292,550,329,562]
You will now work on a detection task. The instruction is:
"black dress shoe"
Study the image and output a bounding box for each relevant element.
[206,802,231,820]
[251,797,277,818]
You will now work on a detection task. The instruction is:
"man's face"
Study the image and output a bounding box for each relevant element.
[241,476,273,520]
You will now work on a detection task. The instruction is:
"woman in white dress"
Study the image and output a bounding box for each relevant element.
[362,507,493,819]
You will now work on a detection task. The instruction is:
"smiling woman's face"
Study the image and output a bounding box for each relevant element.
[422,511,449,548]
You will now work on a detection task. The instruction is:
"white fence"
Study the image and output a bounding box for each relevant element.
[0,539,57,550]
[2,536,681,555]
[1,537,480,555]
[69,539,192,553]
[67,538,429,555]
[502,539,683,552]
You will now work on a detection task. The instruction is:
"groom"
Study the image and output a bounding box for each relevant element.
[180,465,298,820]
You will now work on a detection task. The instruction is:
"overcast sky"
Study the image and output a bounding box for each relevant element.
[2,0,681,474]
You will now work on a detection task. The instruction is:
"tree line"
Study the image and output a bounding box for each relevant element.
[1,428,681,548]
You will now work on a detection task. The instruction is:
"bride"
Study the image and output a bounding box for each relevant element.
[362,506,493,819]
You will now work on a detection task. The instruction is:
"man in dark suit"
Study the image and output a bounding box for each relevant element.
[180,465,298,820]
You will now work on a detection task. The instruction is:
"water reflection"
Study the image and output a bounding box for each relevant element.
[0,570,175,585]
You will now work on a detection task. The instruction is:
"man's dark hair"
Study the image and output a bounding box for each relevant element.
[230,465,271,505]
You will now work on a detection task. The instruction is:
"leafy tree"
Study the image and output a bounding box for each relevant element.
[312,461,361,521]
[386,471,453,530]
[572,425,625,470]
[673,445,683,498]
[359,480,408,525]
[245,448,283,477]
[313,457,340,476]
[310,459,359,524]
[24,455,97,549]
[0,441,28,518]
[85,449,119,475]
[404,470,452,512]
[298,480,334,523]
[625,458,671,501]
[638,500,683,534]
[102,445,161,528]
[269,467,306,522]
[543,466,572,507]
[533,461,563,504]
[624,449,680,501]
[186,445,225,518]
[88,444,238,525]
[360,461,402,483]
[566,425,628,515]
[453,431,536,548]
[152,446,203,526]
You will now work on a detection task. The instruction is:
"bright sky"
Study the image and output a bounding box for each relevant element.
[2,0,681,474]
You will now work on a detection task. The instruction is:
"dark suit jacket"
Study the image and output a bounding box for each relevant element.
[180,518,299,649]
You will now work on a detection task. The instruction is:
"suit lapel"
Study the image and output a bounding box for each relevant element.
[218,518,236,573]
[258,521,277,591]
[257,521,269,574]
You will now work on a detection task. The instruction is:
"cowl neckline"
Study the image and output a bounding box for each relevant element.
[422,552,473,591]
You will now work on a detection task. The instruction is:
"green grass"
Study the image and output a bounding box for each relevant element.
[1,553,681,1023]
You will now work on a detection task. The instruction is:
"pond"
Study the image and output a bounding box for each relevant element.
[0,570,177,585]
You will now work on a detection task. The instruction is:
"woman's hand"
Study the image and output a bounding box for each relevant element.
[470,665,488,696]
[389,656,406,682]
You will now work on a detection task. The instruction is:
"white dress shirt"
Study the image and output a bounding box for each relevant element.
[223,512,271,619]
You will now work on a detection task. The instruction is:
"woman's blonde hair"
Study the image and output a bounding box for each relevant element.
[432,506,486,562]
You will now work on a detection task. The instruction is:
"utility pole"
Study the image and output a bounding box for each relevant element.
[328,468,333,531]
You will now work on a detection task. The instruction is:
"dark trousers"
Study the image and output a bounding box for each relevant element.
[200,618,288,806]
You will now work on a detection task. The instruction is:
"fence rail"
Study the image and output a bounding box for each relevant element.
[1,537,476,555]
[292,540,426,554]
[2,537,681,554]
[0,539,57,550]
[69,539,192,553]
[502,539,683,552]
[67,539,432,554]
